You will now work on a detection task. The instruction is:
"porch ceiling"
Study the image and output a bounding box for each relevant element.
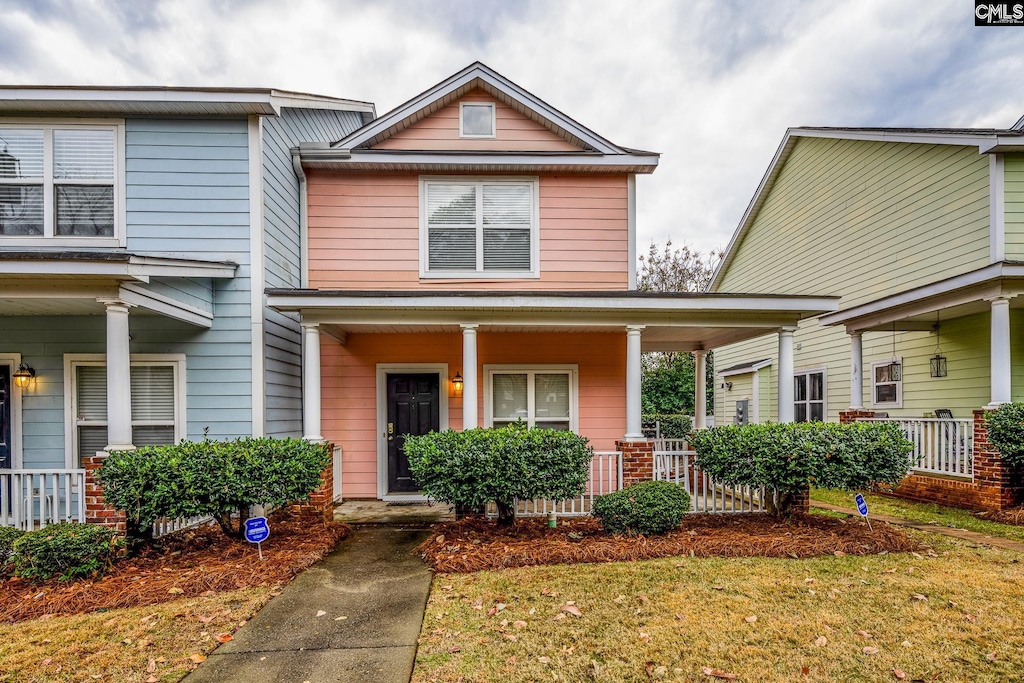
[267,289,839,351]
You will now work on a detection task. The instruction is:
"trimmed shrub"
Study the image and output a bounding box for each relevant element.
[592,480,691,535]
[0,526,25,569]
[12,523,120,581]
[986,403,1024,466]
[97,437,331,542]
[688,421,914,516]
[404,423,594,526]
[643,414,691,439]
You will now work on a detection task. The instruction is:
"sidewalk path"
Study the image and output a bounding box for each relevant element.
[185,525,433,683]
[811,501,1024,553]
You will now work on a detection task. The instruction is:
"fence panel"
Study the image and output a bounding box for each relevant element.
[487,451,622,518]
[653,450,765,513]
[859,417,973,478]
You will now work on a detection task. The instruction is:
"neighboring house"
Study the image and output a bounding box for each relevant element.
[709,122,1024,510]
[267,63,835,502]
[0,86,373,526]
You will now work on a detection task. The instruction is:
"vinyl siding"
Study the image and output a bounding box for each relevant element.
[373,89,581,153]
[1005,153,1024,259]
[307,173,629,290]
[716,372,753,426]
[261,107,364,437]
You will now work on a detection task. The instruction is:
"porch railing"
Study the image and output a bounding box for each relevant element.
[487,450,622,518]
[0,469,86,530]
[859,417,973,479]
[152,515,213,539]
[653,449,766,513]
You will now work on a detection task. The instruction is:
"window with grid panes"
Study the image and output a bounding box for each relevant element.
[794,370,825,422]
[489,370,574,431]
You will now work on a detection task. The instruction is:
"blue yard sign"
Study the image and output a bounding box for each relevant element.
[244,516,270,560]
[854,494,872,530]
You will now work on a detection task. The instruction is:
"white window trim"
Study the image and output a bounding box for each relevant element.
[418,176,541,279]
[794,366,827,422]
[0,353,24,469]
[459,102,496,139]
[63,354,186,468]
[0,118,126,248]
[870,357,903,409]
[483,364,579,432]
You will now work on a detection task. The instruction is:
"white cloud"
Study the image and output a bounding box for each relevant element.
[1,0,1021,254]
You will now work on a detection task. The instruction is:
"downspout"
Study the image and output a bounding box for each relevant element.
[291,149,309,288]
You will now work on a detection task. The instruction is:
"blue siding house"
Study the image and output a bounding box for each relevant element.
[0,87,372,525]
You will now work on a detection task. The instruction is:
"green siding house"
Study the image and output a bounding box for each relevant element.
[710,122,1024,511]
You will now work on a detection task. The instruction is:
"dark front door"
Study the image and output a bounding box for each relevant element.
[386,373,440,493]
[0,365,10,469]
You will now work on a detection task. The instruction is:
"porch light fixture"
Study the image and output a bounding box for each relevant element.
[452,372,464,396]
[12,363,35,388]
[883,324,902,382]
[930,313,947,378]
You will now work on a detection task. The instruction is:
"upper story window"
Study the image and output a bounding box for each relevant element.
[420,177,539,278]
[459,102,495,138]
[0,122,123,247]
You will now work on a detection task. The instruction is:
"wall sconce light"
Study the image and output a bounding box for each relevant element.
[13,363,35,388]
[722,381,733,391]
[452,372,464,396]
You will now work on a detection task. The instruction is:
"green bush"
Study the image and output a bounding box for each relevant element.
[97,437,331,542]
[986,403,1024,466]
[0,526,25,568]
[688,421,914,516]
[12,523,120,581]
[404,423,594,526]
[643,414,691,439]
[592,480,691,535]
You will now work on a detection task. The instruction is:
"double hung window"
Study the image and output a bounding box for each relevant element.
[871,359,902,408]
[794,369,826,422]
[486,366,577,431]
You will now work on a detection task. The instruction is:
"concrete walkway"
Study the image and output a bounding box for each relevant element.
[811,501,1024,553]
[185,525,433,683]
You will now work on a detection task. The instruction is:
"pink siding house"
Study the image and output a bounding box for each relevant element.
[268,63,837,501]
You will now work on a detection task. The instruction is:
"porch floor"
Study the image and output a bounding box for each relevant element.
[333,499,454,525]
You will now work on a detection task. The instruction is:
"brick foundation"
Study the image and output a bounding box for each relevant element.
[617,439,654,487]
[839,409,877,424]
[287,445,335,524]
[83,453,127,534]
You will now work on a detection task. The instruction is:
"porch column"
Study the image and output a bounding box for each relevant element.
[849,330,864,409]
[692,349,707,429]
[99,298,134,451]
[461,324,478,430]
[777,326,796,423]
[989,296,1012,408]
[302,322,324,442]
[625,325,645,439]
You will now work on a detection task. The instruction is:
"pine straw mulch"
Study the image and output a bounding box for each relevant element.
[979,506,1024,526]
[419,513,921,573]
[0,515,350,624]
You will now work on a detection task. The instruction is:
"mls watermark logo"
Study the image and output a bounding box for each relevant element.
[976,2,1024,25]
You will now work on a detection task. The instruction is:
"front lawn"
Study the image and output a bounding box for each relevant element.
[811,489,1024,544]
[414,533,1024,682]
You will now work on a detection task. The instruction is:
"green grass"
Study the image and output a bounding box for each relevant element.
[810,489,1024,544]
[414,533,1024,682]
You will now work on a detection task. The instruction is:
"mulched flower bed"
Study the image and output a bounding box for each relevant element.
[979,507,1024,526]
[419,513,921,573]
[0,515,350,624]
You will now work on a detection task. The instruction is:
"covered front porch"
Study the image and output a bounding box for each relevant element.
[267,289,837,502]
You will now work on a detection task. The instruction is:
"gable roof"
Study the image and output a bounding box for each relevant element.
[333,62,646,156]
[708,123,1024,292]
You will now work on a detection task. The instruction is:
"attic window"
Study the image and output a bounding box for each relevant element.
[460,103,495,138]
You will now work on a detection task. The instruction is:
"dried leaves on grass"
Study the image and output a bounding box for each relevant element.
[420,513,920,573]
[979,506,1024,526]
[0,517,349,623]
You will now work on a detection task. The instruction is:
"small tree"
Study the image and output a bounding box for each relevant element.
[404,423,594,526]
[985,403,1024,466]
[688,422,914,517]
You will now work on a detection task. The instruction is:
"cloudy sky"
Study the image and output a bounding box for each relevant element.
[1,0,1022,254]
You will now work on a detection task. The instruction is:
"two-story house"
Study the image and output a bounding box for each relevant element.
[0,86,373,525]
[267,63,836,502]
[710,123,1024,511]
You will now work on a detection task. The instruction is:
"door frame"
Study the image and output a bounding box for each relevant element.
[0,353,24,469]
[375,363,448,501]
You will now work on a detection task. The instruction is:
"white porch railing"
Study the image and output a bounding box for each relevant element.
[0,469,86,530]
[653,450,766,513]
[152,515,212,538]
[487,450,622,518]
[860,417,973,479]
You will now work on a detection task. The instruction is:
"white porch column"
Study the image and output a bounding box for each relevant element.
[461,324,479,430]
[692,349,707,429]
[302,322,324,442]
[625,325,645,439]
[99,298,134,451]
[989,297,1012,408]
[849,330,864,409]
[777,326,796,423]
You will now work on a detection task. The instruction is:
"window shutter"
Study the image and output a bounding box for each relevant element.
[76,365,107,421]
[130,365,175,422]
